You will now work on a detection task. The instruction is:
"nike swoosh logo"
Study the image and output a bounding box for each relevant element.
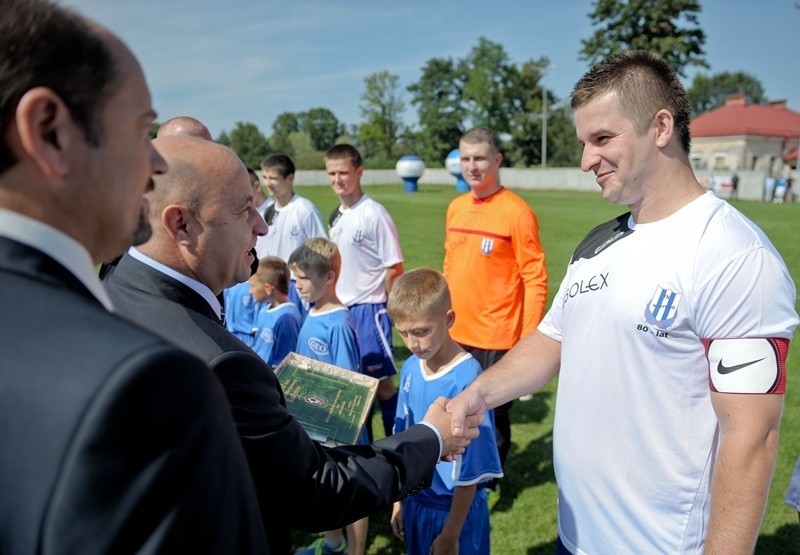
[717,358,765,374]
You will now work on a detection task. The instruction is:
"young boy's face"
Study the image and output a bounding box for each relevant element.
[248,276,269,303]
[261,167,293,200]
[394,310,454,361]
[292,266,329,304]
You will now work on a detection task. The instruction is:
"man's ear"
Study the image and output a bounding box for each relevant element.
[653,108,674,149]
[14,87,77,177]
[162,204,196,246]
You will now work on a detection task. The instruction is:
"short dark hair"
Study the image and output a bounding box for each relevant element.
[571,50,692,154]
[260,153,295,178]
[253,256,290,295]
[324,144,362,168]
[288,238,341,281]
[0,0,121,174]
[460,127,501,155]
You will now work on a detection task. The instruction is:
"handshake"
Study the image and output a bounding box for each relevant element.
[422,392,487,461]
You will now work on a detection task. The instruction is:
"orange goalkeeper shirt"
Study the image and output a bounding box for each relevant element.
[443,187,547,350]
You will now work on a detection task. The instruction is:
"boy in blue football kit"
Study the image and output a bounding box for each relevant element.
[289,238,368,555]
[388,268,502,555]
[248,256,301,369]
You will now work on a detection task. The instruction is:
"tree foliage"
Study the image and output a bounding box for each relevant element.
[462,38,518,132]
[302,108,345,152]
[580,0,707,77]
[687,71,766,115]
[407,56,466,164]
[358,70,406,160]
[271,112,300,155]
[226,121,271,169]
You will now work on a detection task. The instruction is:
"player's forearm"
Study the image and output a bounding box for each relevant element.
[704,425,780,553]
[384,263,404,293]
[439,485,475,541]
[471,330,559,409]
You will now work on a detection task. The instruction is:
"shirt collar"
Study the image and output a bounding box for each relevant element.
[0,208,113,311]
[128,247,223,319]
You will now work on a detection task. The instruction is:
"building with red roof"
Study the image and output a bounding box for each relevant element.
[689,93,800,173]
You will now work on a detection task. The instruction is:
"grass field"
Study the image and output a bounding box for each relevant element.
[291,184,800,554]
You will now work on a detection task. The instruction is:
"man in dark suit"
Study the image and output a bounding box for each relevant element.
[0,1,268,552]
[104,135,482,554]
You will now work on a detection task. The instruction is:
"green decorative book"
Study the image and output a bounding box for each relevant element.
[273,352,378,447]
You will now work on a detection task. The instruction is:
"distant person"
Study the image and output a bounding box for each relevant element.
[250,167,274,215]
[104,135,480,554]
[157,115,213,141]
[787,456,800,525]
[326,143,403,442]
[0,1,267,551]
[249,256,301,369]
[764,175,776,202]
[448,50,799,554]
[730,172,739,200]
[388,268,502,555]
[289,238,368,555]
[255,153,326,319]
[443,126,548,505]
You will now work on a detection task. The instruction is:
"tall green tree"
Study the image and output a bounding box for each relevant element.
[226,121,271,169]
[407,57,466,164]
[462,37,518,132]
[505,58,550,166]
[580,0,707,77]
[687,71,766,116]
[301,108,345,151]
[271,112,300,155]
[358,70,406,159]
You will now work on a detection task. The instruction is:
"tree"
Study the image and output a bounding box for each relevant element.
[358,70,406,159]
[505,59,550,166]
[271,112,300,154]
[226,121,271,169]
[580,0,707,77]
[407,56,466,164]
[687,71,766,115]
[462,37,518,132]
[301,108,345,151]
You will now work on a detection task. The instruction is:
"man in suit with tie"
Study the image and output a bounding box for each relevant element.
[0,1,268,552]
[104,134,482,554]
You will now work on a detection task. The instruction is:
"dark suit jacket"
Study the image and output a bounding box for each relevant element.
[0,238,267,554]
[105,253,440,554]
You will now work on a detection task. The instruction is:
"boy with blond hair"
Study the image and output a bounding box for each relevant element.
[248,256,302,369]
[388,268,502,555]
[289,237,367,555]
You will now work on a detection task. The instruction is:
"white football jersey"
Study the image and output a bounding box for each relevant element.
[329,195,403,306]
[540,192,798,553]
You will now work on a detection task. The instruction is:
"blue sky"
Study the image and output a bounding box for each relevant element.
[63,0,800,139]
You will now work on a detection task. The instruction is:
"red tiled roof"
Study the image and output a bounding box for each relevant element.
[690,103,800,139]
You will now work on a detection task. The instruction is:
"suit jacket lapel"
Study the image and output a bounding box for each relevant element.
[109,254,223,324]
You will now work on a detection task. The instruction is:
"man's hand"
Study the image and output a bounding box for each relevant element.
[423,397,482,460]
[445,386,487,439]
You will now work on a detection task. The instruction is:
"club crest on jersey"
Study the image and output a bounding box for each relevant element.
[644,286,682,328]
[352,230,363,243]
[480,238,494,255]
[290,225,299,237]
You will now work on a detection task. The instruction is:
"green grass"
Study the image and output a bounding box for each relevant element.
[291,185,800,554]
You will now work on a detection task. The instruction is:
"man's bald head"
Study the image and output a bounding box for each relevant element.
[145,135,266,293]
[157,116,213,141]
[148,135,245,221]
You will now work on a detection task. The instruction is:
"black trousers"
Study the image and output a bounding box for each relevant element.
[460,345,511,489]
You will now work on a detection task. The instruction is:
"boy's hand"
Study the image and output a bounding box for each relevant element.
[430,534,458,555]
[423,397,482,461]
[390,501,404,540]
